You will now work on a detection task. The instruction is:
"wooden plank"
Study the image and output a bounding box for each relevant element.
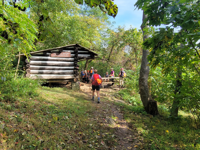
[30,56,74,61]
[64,50,89,53]
[31,53,51,56]
[30,65,77,70]
[30,70,74,74]
[50,52,71,58]
[30,74,74,79]
[78,54,90,57]
[30,61,74,66]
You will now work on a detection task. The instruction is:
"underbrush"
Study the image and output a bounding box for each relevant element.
[115,67,200,149]
[116,89,142,107]
[0,77,40,102]
[0,87,116,149]
[115,101,200,150]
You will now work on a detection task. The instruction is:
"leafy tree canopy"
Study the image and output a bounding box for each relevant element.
[74,0,118,17]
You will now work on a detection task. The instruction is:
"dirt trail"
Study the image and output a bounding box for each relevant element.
[80,83,139,150]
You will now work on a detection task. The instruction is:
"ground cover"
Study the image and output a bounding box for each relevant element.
[114,88,200,150]
[0,83,199,150]
[0,86,117,149]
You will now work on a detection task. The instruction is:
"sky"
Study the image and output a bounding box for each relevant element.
[109,0,143,30]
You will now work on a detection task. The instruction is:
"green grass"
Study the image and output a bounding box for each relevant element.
[1,82,199,149]
[0,87,116,149]
[115,90,200,150]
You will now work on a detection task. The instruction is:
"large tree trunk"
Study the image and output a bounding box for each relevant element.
[139,11,159,115]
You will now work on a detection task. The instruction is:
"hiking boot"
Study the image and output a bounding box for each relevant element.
[97,101,100,103]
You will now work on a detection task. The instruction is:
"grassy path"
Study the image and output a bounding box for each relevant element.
[0,83,199,149]
[0,84,139,150]
[81,83,139,150]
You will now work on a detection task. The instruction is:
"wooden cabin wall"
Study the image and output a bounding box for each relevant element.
[25,46,95,82]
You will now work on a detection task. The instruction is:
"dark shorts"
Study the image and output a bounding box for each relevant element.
[92,85,100,91]
[90,73,93,78]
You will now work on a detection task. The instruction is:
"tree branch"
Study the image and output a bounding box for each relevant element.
[193,64,200,75]
[189,37,200,59]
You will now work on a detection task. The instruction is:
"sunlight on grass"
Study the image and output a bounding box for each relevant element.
[116,102,200,150]
[0,87,117,149]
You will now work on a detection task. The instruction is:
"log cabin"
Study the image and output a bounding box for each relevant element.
[18,44,98,84]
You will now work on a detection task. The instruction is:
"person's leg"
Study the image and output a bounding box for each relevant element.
[119,78,122,87]
[96,86,100,103]
[92,85,95,100]
[92,91,95,100]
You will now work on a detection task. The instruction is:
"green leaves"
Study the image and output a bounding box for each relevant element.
[75,0,118,18]
[0,2,38,77]
[75,0,83,5]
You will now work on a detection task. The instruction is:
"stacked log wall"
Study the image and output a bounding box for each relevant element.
[26,45,94,82]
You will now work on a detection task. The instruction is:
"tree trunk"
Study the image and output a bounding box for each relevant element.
[106,44,115,71]
[84,59,92,70]
[171,58,182,117]
[15,52,21,79]
[107,44,115,63]
[139,11,159,115]
[84,59,89,70]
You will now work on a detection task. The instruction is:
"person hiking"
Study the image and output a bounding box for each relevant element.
[87,70,90,82]
[89,67,94,79]
[109,68,115,82]
[81,69,84,82]
[109,68,115,77]
[105,72,109,77]
[105,72,109,82]
[118,68,126,78]
[118,68,126,87]
[91,69,102,103]
[82,70,87,83]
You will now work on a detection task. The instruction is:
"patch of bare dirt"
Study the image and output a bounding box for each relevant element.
[80,82,139,150]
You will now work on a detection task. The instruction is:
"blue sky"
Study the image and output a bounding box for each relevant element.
[109,0,143,30]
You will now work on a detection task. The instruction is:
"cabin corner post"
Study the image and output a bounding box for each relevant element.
[71,45,80,90]
[74,45,79,80]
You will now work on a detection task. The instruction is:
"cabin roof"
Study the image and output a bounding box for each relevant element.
[18,44,98,56]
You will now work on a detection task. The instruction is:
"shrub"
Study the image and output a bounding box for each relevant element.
[0,76,40,102]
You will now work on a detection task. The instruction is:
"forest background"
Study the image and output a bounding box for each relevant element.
[0,0,200,149]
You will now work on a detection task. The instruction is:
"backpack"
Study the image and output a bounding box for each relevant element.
[92,74,102,86]
[123,72,126,77]
[90,69,93,73]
